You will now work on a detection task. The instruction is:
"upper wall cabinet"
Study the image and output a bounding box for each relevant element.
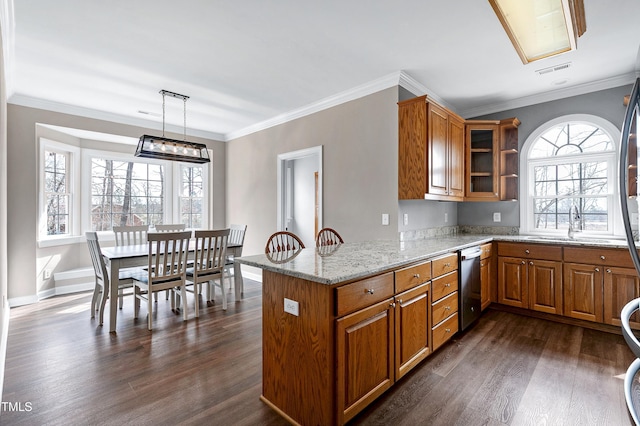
[464,118,520,201]
[398,95,464,201]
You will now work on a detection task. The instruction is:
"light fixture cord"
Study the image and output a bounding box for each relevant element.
[183,97,187,141]
[162,91,166,137]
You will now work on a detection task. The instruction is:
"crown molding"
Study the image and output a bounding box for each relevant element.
[397,71,456,112]
[8,94,226,141]
[459,72,638,118]
[226,71,406,141]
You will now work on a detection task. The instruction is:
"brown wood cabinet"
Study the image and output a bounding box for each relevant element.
[563,262,603,322]
[464,118,520,201]
[337,297,395,424]
[564,246,638,324]
[497,242,563,314]
[480,242,493,310]
[431,253,459,351]
[394,282,431,380]
[466,121,499,200]
[398,95,464,201]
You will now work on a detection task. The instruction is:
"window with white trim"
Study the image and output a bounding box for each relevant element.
[521,115,621,237]
[39,136,211,246]
[44,150,70,235]
[179,165,204,229]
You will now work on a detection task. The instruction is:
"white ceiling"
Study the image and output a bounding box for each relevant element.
[5,0,640,141]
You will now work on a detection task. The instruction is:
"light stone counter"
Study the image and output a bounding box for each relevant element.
[236,235,493,285]
[237,233,636,285]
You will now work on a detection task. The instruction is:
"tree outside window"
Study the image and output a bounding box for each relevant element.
[529,122,614,233]
[180,165,203,228]
[90,159,164,231]
[44,150,69,235]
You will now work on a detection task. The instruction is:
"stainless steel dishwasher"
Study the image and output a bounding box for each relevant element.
[459,246,482,331]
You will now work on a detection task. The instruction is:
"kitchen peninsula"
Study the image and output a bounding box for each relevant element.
[237,236,490,425]
[237,234,639,425]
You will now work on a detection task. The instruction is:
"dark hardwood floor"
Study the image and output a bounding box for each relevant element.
[2,278,636,425]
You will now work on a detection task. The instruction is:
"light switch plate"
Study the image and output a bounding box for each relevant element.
[493,212,501,222]
[382,213,390,225]
[284,298,299,316]
[403,213,409,226]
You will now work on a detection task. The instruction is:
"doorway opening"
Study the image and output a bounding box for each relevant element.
[277,146,323,248]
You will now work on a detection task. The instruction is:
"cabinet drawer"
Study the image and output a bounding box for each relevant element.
[432,312,458,351]
[336,272,394,317]
[431,270,458,301]
[564,247,633,268]
[395,261,432,293]
[432,253,458,278]
[480,242,492,260]
[498,242,562,261]
[432,291,458,325]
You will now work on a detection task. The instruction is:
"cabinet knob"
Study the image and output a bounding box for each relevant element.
[397,299,403,304]
[366,288,375,295]
[600,255,605,260]
[445,283,451,287]
[413,273,420,279]
[445,328,451,333]
[521,260,526,265]
[390,302,396,308]
[606,268,612,274]
[525,249,530,254]
[595,267,600,272]
[445,306,451,310]
[445,262,451,268]
[529,261,534,266]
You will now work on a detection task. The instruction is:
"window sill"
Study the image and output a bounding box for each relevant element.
[38,235,85,248]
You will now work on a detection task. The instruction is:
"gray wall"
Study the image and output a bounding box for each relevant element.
[0,24,8,397]
[226,87,399,258]
[6,104,226,303]
[458,84,634,228]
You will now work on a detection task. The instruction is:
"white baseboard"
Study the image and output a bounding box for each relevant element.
[243,271,262,283]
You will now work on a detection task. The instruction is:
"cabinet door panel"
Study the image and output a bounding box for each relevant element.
[563,263,603,322]
[395,283,431,380]
[448,115,465,198]
[398,98,427,199]
[427,103,449,196]
[336,298,394,424]
[528,260,563,315]
[480,258,491,310]
[604,266,640,328]
[498,256,527,308]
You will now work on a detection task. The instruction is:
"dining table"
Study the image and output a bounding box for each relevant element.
[101,241,243,333]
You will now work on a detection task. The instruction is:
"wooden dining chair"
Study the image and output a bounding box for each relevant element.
[132,230,192,330]
[86,231,141,326]
[177,229,230,316]
[316,227,344,247]
[155,223,186,232]
[113,225,149,246]
[265,231,305,254]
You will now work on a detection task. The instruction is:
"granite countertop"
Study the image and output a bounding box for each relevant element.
[236,234,636,285]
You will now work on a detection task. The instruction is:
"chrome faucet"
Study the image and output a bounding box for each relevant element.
[568,204,583,239]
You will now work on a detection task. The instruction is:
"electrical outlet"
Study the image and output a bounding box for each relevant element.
[284,298,299,316]
[403,213,409,226]
[382,213,390,225]
[493,212,501,222]
[44,269,52,280]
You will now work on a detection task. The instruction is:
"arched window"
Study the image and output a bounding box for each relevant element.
[520,115,622,237]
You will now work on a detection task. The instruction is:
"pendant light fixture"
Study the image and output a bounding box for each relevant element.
[135,90,210,163]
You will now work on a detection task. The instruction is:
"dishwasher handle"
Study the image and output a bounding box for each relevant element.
[460,247,482,261]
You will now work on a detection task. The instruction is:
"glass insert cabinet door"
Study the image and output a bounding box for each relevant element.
[466,122,499,200]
